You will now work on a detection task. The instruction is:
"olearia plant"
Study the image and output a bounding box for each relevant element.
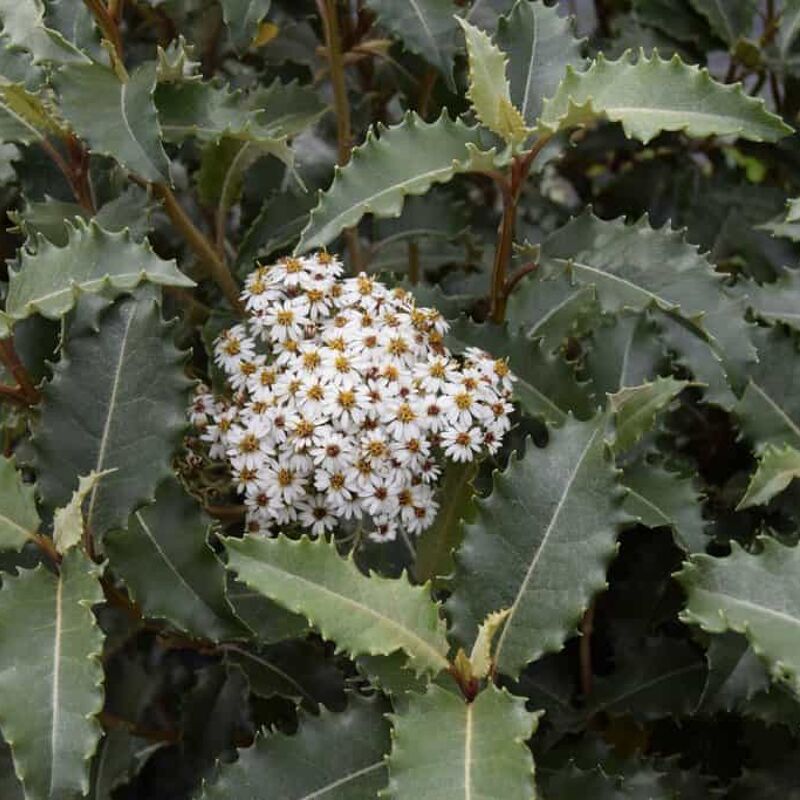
[1,1,800,798]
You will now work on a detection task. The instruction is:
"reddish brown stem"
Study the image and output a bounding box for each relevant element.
[0,339,40,404]
[83,0,124,61]
[504,261,539,299]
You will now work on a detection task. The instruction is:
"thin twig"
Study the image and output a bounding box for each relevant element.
[83,0,124,60]
[504,261,538,299]
[0,339,40,404]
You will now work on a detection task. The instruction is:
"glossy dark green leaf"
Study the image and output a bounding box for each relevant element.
[0,455,39,552]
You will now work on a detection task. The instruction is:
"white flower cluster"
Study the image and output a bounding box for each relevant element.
[190,252,514,542]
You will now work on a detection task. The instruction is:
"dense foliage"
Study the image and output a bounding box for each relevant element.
[2,0,800,797]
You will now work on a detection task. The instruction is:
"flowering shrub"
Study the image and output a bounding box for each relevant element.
[2,1,800,799]
[194,253,512,541]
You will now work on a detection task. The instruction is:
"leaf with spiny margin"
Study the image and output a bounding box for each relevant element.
[251,78,327,138]
[33,294,191,541]
[0,456,39,553]
[609,377,689,453]
[364,0,458,89]
[696,632,770,714]
[746,268,800,331]
[687,0,755,45]
[446,318,593,425]
[0,0,89,65]
[737,444,800,509]
[470,608,510,680]
[760,197,800,241]
[381,683,539,800]
[677,537,800,696]
[0,82,65,144]
[224,535,450,675]
[105,479,247,641]
[0,548,104,800]
[415,460,477,584]
[200,693,390,799]
[54,62,170,183]
[4,221,192,326]
[496,0,585,127]
[538,50,790,143]
[622,461,707,553]
[506,270,599,353]
[225,575,308,643]
[220,0,271,51]
[457,17,527,145]
[296,112,496,253]
[53,469,114,554]
[446,416,626,677]
[539,211,757,380]
[735,325,800,451]
[585,637,706,720]
[0,735,23,799]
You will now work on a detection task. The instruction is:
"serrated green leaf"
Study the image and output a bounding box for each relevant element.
[364,0,458,88]
[622,461,707,553]
[759,196,800,241]
[780,0,800,56]
[457,17,527,145]
[735,325,800,451]
[220,0,271,51]
[446,318,594,424]
[251,78,326,138]
[677,537,800,696]
[496,0,585,127]
[382,683,539,800]
[737,444,800,509]
[0,82,63,144]
[53,469,114,554]
[540,212,757,380]
[297,112,493,253]
[447,416,626,677]
[200,693,390,799]
[0,549,104,800]
[54,62,171,183]
[0,311,11,339]
[105,479,246,641]
[687,0,755,45]
[33,295,191,540]
[746,268,800,331]
[609,377,689,452]
[45,0,103,62]
[224,535,450,675]
[4,221,193,325]
[0,0,89,65]
[415,459,477,583]
[539,50,791,143]
[225,575,308,643]
[0,455,39,552]
[469,608,510,679]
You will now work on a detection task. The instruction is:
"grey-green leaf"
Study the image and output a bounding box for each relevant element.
[677,537,800,696]
[224,535,450,675]
[0,549,104,800]
[687,0,755,45]
[538,51,791,143]
[105,479,246,641]
[54,62,171,183]
[0,456,39,552]
[33,295,191,541]
[220,0,271,51]
[0,0,89,65]
[446,416,626,678]
[5,221,192,325]
[496,0,585,126]
[200,693,390,799]
[737,444,800,509]
[382,684,539,800]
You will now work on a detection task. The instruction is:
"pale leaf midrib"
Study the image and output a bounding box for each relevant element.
[299,761,384,800]
[48,573,64,794]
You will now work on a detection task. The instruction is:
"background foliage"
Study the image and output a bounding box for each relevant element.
[2,0,800,797]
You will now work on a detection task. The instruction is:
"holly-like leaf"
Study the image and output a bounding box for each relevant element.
[447,416,626,678]
[53,469,114,554]
[200,693,390,799]
[364,0,458,88]
[469,608,510,680]
[496,0,585,127]
[4,221,192,326]
[457,17,527,145]
[33,294,191,540]
[0,549,104,800]
[224,535,450,675]
[609,377,689,452]
[54,62,171,183]
[0,0,89,65]
[220,0,271,51]
[687,0,755,45]
[677,537,800,696]
[0,456,39,553]
[0,82,64,144]
[622,461,707,553]
[759,196,800,241]
[382,684,539,800]
[746,268,800,331]
[538,51,791,143]
[539,212,757,379]
[735,325,800,451]
[737,444,800,509]
[105,479,246,641]
[297,112,494,253]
